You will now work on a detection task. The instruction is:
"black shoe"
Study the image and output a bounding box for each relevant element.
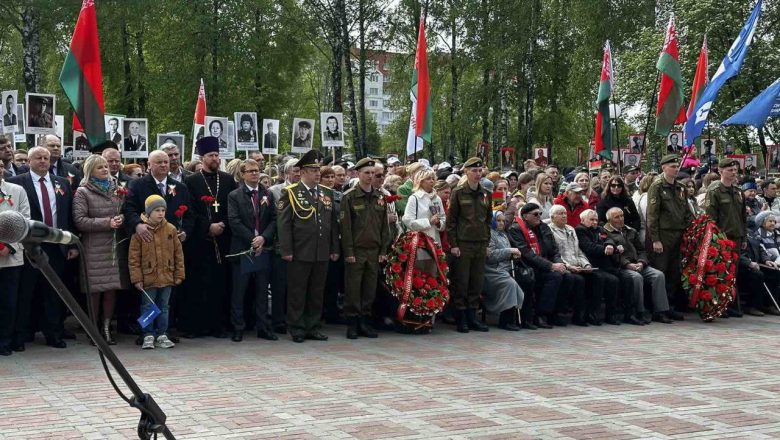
[346,318,359,340]
[549,314,568,327]
[292,334,305,343]
[624,316,644,326]
[605,317,621,325]
[571,314,589,327]
[764,307,780,316]
[667,309,685,321]
[305,331,328,341]
[744,307,765,317]
[181,332,198,339]
[520,321,538,330]
[535,316,553,329]
[358,318,378,338]
[46,339,67,348]
[652,313,674,324]
[466,309,489,332]
[167,334,180,344]
[62,329,76,340]
[640,313,652,325]
[11,342,25,352]
[498,309,521,331]
[586,314,603,326]
[728,308,743,318]
[0,347,11,356]
[455,310,469,333]
[231,331,243,342]
[257,329,279,341]
[274,325,288,334]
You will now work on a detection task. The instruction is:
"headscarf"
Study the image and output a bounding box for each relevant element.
[491,210,504,231]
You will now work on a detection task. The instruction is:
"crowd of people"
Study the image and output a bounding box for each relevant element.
[1,132,778,356]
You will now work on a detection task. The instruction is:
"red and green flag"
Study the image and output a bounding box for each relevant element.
[686,36,709,120]
[59,0,105,148]
[593,41,614,159]
[407,17,432,156]
[655,15,687,136]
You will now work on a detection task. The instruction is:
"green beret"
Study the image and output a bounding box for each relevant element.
[354,157,376,171]
[718,158,739,168]
[660,154,679,166]
[463,157,483,168]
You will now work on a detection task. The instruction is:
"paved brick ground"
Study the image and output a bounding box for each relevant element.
[3,315,780,439]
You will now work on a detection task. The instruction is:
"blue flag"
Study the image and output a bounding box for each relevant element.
[722,78,780,127]
[137,288,162,329]
[684,0,763,144]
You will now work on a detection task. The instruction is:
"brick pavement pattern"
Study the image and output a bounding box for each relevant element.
[3,316,780,439]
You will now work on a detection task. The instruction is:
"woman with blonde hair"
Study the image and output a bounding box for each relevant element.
[634,173,658,243]
[403,169,446,274]
[73,154,128,344]
[527,172,554,220]
[225,158,243,183]
[574,172,600,207]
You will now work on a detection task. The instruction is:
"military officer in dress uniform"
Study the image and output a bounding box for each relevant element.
[447,157,492,333]
[278,150,340,342]
[646,154,690,320]
[705,157,747,317]
[340,158,390,339]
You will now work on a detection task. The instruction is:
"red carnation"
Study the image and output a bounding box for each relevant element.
[201,195,215,204]
[725,273,735,282]
[687,274,697,285]
[436,248,445,256]
[426,278,438,288]
[413,297,422,306]
[715,284,729,294]
[724,240,735,248]
[412,277,425,289]
[426,299,436,309]
[398,253,408,262]
[403,243,412,253]
[700,291,713,301]
[393,278,403,289]
[705,275,718,286]
[704,260,714,271]
[440,287,448,296]
[707,247,718,258]
[715,262,726,272]
[391,263,402,273]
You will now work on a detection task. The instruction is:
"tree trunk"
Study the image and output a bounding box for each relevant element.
[21,4,41,145]
[121,15,135,116]
[358,0,367,156]
[341,2,361,158]
[136,25,147,116]
[481,69,490,142]
[448,0,458,163]
[331,0,344,113]
[211,0,220,111]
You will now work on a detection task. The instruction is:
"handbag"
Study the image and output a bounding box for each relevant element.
[513,257,535,286]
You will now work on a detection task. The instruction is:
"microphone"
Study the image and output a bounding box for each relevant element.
[0,210,79,245]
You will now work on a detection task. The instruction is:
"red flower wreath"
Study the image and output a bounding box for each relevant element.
[384,231,449,318]
[681,215,738,320]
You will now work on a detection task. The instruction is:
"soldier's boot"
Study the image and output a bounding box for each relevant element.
[455,310,469,333]
[466,309,489,332]
[357,317,378,338]
[346,317,359,340]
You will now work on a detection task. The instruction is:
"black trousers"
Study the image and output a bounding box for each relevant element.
[738,266,780,309]
[287,260,329,336]
[586,270,619,317]
[15,250,66,344]
[270,254,288,328]
[230,263,270,332]
[556,272,586,315]
[534,270,562,315]
[0,266,21,349]
[323,255,344,321]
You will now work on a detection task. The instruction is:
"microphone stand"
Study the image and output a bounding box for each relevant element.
[25,244,175,440]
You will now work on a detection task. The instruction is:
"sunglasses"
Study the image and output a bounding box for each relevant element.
[609,184,623,188]
[528,212,541,217]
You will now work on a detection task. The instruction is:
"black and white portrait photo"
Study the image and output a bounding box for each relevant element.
[320,112,345,148]
[122,118,149,158]
[291,117,315,153]
[629,134,645,153]
[234,112,259,150]
[667,131,683,153]
[501,147,515,170]
[73,130,91,158]
[262,119,279,155]
[700,138,717,159]
[26,93,56,135]
[55,115,64,141]
[2,90,19,132]
[104,115,123,145]
[157,133,185,151]
[205,116,229,150]
[623,152,641,168]
[192,123,205,158]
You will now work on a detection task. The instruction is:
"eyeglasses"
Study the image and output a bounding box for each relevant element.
[609,184,622,188]
[528,212,541,217]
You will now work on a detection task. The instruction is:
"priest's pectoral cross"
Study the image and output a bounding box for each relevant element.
[212,199,220,213]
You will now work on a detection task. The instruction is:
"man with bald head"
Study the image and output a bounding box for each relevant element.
[8,146,78,349]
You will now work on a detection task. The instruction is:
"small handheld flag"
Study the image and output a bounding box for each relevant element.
[137,288,161,329]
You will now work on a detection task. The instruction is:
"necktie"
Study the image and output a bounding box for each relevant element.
[158,182,166,196]
[251,190,260,233]
[39,177,53,227]
[310,188,317,200]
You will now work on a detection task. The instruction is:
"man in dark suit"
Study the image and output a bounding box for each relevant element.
[263,122,278,152]
[40,134,82,189]
[278,150,339,342]
[160,142,192,182]
[104,117,121,144]
[8,147,79,350]
[227,159,277,342]
[3,94,17,127]
[1,135,25,179]
[123,121,147,151]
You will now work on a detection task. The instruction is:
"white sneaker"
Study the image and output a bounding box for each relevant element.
[155,335,175,349]
[142,335,155,349]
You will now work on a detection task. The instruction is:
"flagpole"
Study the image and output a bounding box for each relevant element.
[643,72,661,172]
[613,103,622,175]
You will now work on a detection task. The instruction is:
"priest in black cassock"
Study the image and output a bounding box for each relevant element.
[181,137,237,338]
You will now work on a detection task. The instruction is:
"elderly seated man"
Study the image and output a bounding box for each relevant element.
[508,202,580,328]
[603,207,674,325]
[553,182,590,227]
[575,209,623,325]
[548,205,591,325]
